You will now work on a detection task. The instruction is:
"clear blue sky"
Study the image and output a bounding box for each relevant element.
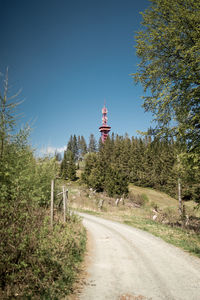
[0,0,153,155]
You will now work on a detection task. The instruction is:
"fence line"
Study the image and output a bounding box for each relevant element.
[50,179,68,228]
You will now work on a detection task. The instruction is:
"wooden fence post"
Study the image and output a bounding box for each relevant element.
[63,186,66,223]
[66,189,68,210]
[51,179,54,228]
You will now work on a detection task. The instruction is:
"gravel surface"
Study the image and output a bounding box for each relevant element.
[78,213,200,300]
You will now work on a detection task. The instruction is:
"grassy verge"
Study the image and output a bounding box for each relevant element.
[122,216,200,257]
[77,207,200,258]
[67,181,200,259]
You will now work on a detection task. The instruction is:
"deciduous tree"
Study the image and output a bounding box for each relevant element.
[133,0,200,152]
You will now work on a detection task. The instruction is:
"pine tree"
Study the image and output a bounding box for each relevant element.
[104,165,128,197]
[67,135,73,152]
[55,151,62,162]
[72,134,78,160]
[80,135,87,157]
[88,134,97,152]
[61,150,76,180]
[81,153,99,185]
[67,135,78,161]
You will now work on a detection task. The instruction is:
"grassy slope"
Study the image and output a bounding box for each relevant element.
[66,180,200,258]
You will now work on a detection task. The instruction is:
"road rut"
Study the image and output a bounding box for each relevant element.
[79,213,200,300]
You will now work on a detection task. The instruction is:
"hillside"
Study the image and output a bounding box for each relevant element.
[63,180,200,258]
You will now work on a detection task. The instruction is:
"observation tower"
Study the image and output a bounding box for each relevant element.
[99,103,111,142]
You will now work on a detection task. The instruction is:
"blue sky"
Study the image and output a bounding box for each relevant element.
[0,0,153,155]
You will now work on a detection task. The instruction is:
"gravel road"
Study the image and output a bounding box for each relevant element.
[79,213,200,300]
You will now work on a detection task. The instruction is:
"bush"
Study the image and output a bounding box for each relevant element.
[129,193,148,207]
[0,131,85,299]
[0,211,86,299]
[0,72,86,298]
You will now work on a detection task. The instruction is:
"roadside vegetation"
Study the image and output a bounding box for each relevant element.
[66,180,200,258]
[58,0,200,259]
[0,72,86,299]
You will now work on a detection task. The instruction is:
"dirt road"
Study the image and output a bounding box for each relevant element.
[78,213,200,300]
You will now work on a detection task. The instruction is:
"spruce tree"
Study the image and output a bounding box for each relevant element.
[104,165,128,197]
[72,134,78,160]
[80,135,87,157]
[88,134,97,152]
[61,150,76,181]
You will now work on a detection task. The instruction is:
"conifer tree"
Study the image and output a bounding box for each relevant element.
[104,165,128,197]
[67,135,78,161]
[67,135,73,152]
[88,134,97,152]
[61,149,76,180]
[72,134,78,160]
[80,135,87,157]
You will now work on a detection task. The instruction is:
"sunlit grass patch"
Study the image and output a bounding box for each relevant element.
[123,215,200,258]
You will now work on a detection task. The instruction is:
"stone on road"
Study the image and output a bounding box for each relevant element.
[79,213,200,300]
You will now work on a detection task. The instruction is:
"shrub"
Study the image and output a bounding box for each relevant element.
[129,193,148,207]
[0,211,86,299]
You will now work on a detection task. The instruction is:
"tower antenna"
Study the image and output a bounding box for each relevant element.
[99,102,111,143]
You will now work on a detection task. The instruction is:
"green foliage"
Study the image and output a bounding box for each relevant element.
[104,166,128,197]
[129,193,148,207]
[134,0,200,140]
[78,135,87,158]
[0,209,86,299]
[82,138,129,197]
[141,193,149,205]
[61,149,76,181]
[26,214,86,299]
[81,152,104,191]
[133,0,200,202]
[67,135,79,161]
[123,215,200,258]
[0,72,86,298]
[32,157,59,206]
[82,133,199,202]
[88,133,97,152]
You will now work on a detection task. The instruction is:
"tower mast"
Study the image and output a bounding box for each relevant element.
[99,103,111,142]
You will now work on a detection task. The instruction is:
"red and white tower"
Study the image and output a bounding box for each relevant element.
[99,103,111,143]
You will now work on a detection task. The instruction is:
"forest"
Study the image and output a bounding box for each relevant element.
[60,133,200,204]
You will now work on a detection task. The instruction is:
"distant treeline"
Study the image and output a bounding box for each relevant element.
[60,133,200,203]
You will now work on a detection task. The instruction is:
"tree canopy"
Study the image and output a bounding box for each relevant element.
[133,0,200,154]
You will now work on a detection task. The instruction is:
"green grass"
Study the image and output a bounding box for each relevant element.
[65,180,200,259]
[123,215,200,257]
[75,204,200,258]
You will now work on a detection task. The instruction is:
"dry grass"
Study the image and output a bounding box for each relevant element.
[60,180,200,258]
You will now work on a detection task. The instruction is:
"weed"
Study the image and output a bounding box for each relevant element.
[141,193,149,206]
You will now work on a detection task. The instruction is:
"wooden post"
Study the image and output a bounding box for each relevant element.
[63,186,66,223]
[115,198,120,206]
[177,155,182,215]
[51,179,54,228]
[66,189,68,210]
[178,177,182,215]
